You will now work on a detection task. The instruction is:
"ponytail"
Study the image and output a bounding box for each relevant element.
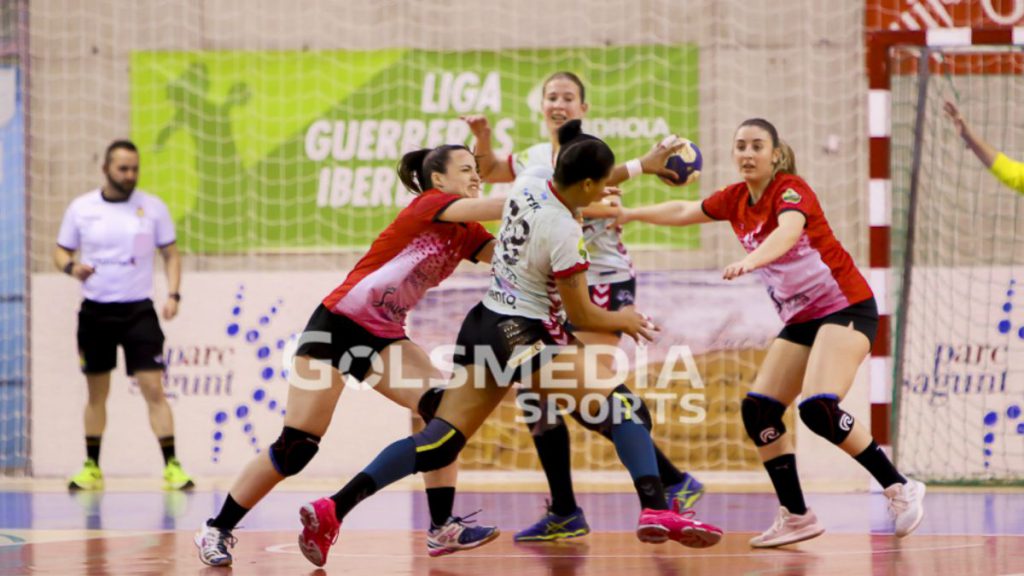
[396,144,471,195]
[775,140,797,175]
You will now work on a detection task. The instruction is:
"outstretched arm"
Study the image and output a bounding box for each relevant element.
[618,200,712,227]
[945,100,998,168]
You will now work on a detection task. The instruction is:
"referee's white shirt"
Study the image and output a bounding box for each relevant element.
[57,189,176,303]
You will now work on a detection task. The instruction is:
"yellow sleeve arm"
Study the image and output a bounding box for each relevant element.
[990,153,1024,195]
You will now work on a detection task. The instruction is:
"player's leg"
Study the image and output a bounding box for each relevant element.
[69,301,117,491]
[299,364,508,566]
[197,304,351,566]
[123,302,192,490]
[195,355,346,567]
[69,372,111,490]
[537,344,722,548]
[798,301,924,537]
[371,340,497,555]
[741,333,824,548]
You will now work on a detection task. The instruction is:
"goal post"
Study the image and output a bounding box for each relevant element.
[868,27,1024,484]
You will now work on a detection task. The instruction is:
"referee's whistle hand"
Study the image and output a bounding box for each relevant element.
[162,299,179,321]
[72,264,95,282]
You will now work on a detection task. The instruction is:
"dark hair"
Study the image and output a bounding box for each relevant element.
[397,144,471,194]
[543,71,586,104]
[553,120,615,187]
[737,118,780,148]
[736,118,798,175]
[104,140,138,165]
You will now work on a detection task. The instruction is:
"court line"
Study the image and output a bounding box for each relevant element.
[264,540,988,559]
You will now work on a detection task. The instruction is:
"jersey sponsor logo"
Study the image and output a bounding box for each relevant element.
[91,256,137,267]
[781,188,802,204]
[577,237,589,261]
[136,207,145,217]
[371,286,410,320]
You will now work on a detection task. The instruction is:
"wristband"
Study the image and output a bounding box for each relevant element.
[625,159,643,180]
[63,261,74,275]
[168,292,181,302]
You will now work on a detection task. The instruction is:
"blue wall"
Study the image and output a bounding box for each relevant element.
[0,66,28,471]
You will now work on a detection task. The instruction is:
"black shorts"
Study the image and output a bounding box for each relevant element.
[452,302,565,385]
[293,304,407,382]
[565,277,636,334]
[77,299,165,375]
[777,297,879,348]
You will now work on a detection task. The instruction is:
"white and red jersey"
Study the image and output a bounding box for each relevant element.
[322,190,494,338]
[701,173,872,325]
[510,141,633,284]
[485,172,589,326]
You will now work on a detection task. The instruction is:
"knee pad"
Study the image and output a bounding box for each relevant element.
[741,393,787,446]
[517,389,566,436]
[575,384,652,436]
[798,394,854,445]
[269,426,321,476]
[417,387,445,423]
[411,418,466,473]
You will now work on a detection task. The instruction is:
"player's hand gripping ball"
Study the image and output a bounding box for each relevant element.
[660,138,702,187]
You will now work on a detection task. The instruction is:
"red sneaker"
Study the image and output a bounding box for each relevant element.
[298,497,341,566]
[636,508,723,548]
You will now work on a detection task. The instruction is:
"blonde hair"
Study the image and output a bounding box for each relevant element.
[774,140,797,176]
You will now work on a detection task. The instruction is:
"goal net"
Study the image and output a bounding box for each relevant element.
[889,41,1024,483]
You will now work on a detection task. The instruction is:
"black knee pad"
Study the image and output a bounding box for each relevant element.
[417,387,445,423]
[576,384,653,436]
[741,393,787,446]
[411,418,466,473]
[517,389,567,436]
[798,393,854,445]
[269,426,321,476]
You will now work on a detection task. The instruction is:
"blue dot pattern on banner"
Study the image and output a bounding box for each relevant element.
[210,284,292,463]
[981,402,1023,469]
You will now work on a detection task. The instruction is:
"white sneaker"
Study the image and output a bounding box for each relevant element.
[749,506,825,548]
[885,478,926,537]
[194,523,236,567]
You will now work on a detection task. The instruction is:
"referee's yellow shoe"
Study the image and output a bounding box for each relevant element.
[163,458,195,491]
[68,459,104,491]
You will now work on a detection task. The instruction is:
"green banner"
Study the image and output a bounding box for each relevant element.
[131,47,699,252]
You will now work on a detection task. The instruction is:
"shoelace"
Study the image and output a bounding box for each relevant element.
[449,509,484,528]
[887,488,910,517]
[207,531,237,555]
[766,510,788,535]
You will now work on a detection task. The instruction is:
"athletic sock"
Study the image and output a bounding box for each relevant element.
[854,441,907,488]
[426,487,456,528]
[764,454,808,515]
[208,494,249,531]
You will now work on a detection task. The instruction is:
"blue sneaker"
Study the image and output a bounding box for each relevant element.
[514,503,590,542]
[665,472,705,512]
[427,510,500,557]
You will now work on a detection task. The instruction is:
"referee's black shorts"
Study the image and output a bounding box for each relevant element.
[77,299,166,375]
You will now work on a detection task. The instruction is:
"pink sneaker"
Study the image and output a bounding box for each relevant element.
[636,508,723,548]
[298,497,341,567]
[749,506,824,548]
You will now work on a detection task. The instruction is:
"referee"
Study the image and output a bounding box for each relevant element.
[55,140,193,491]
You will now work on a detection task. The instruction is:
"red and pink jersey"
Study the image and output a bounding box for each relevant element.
[322,190,494,338]
[701,173,872,325]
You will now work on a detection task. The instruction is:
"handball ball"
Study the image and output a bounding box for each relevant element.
[660,138,702,186]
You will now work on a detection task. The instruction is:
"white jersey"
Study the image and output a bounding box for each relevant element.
[57,189,176,303]
[485,171,589,322]
[511,141,633,284]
